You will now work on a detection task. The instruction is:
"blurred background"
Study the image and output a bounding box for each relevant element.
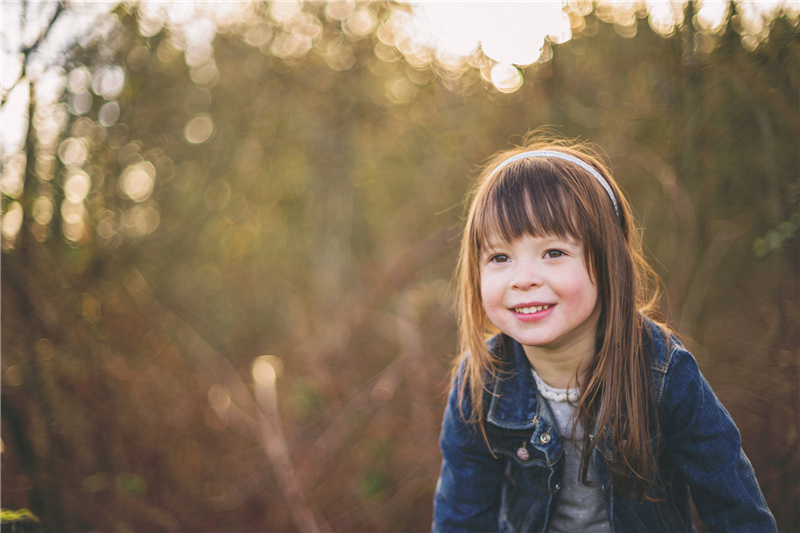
[1,1,797,531]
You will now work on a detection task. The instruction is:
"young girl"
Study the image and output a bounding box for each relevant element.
[433,137,776,532]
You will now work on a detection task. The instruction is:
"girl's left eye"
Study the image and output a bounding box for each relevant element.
[544,249,565,259]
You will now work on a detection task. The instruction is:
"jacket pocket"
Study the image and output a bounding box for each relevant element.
[486,426,548,468]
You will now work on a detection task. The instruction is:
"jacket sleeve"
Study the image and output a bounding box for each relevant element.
[432,370,505,533]
[659,346,777,532]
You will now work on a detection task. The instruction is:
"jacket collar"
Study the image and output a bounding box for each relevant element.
[485,333,545,430]
[483,316,675,429]
[484,334,562,464]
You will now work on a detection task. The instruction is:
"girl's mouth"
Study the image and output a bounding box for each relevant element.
[512,304,554,314]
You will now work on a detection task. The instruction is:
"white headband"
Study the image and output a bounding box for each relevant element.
[489,150,620,220]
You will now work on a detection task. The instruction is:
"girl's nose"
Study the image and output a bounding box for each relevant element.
[511,260,541,290]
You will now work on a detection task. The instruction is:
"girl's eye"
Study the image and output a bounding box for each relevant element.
[489,254,510,263]
[545,249,565,259]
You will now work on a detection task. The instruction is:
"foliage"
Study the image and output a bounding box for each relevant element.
[0,508,42,533]
[1,1,798,531]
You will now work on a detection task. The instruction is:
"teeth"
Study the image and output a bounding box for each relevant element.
[514,305,552,314]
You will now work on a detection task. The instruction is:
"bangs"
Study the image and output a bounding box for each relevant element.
[472,163,588,252]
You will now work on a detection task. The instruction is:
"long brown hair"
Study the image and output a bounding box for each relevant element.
[454,133,665,497]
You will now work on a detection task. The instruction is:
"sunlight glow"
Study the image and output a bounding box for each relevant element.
[646,0,686,36]
[490,63,523,93]
[2,0,797,250]
[403,2,571,68]
[696,0,730,32]
[397,0,798,93]
[0,79,30,157]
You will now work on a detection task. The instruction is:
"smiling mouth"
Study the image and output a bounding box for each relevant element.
[513,304,554,314]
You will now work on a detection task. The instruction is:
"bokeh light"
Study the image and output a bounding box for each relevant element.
[63,170,91,203]
[1,201,24,246]
[120,161,156,202]
[0,152,26,199]
[32,197,54,226]
[98,101,121,127]
[490,63,523,93]
[92,65,125,100]
[0,79,30,157]
[398,2,569,91]
[252,356,279,386]
[393,0,799,92]
[184,114,214,144]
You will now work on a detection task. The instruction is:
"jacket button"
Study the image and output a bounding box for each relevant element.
[516,447,530,461]
[553,484,560,493]
[539,433,551,444]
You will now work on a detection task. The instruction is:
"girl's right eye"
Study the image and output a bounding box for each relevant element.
[489,254,509,263]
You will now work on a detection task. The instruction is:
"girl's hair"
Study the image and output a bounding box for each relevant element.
[454,133,665,497]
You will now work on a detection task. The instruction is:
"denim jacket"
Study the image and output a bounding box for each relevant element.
[433,319,776,532]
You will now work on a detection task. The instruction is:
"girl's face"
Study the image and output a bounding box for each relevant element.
[480,233,601,360]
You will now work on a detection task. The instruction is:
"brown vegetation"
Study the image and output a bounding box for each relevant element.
[2,2,798,531]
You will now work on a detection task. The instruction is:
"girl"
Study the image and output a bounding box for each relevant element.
[432,137,776,532]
